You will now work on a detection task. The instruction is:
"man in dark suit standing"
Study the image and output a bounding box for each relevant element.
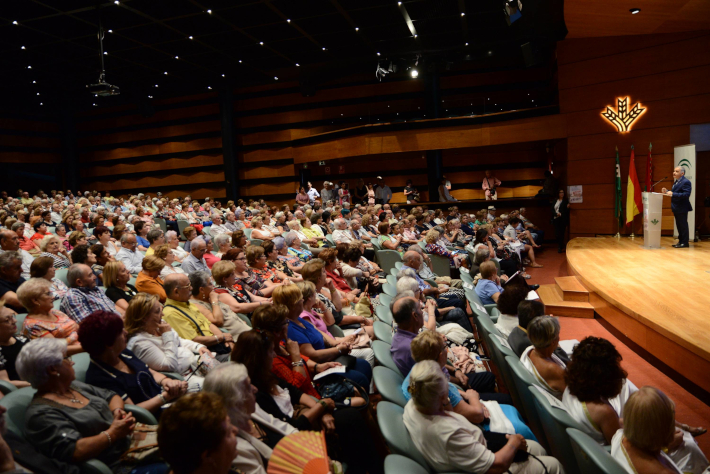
[662,166,693,248]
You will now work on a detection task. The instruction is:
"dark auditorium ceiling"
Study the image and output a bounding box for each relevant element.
[0,0,567,112]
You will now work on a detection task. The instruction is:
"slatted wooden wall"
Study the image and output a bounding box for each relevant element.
[0,115,62,194]
[76,93,225,200]
[558,31,710,238]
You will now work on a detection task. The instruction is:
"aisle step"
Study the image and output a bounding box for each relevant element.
[538,284,595,319]
[554,276,589,302]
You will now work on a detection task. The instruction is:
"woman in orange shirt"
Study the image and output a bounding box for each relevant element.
[135,255,167,303]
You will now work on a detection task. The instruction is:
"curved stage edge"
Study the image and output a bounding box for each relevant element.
[566,236,710,394]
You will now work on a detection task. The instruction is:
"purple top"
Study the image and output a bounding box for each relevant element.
[390,328,418,376]
[299,310,329,335]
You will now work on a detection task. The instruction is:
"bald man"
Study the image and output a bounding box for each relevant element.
[662,166,692,248]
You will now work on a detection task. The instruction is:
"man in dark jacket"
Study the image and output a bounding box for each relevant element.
[662,166,693,248]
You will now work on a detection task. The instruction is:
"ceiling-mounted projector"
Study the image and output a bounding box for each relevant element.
[87,72,120,96]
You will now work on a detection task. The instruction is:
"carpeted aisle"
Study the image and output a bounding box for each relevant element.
[528,244,710,456]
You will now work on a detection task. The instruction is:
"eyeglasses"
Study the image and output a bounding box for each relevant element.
[177,284,193,289]
[0,315,16,323]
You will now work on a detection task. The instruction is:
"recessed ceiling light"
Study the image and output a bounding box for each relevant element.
[32,81,36,84]
[398,2,402,5]
[221,74,225,77]
[188,36,193,40]
[461,12,465,16]
[148,95,153,98]
[21,46,25,50]
[36,92,40,96]
[322,47,326,51]
[355,27,359,31]
[12,21,18,25]
[154,84,159,87]
[274,76,278,80]
[239,60,242,63]
[174,56,179,59]
[287,19,291,23]
[208,86,212,89]
[630,8,640,14]
[295,63,300,66]
[27,65,31,69]
[377,52,381,56]
[39,103,43,105]
[259,42,264,45]
[163,71,168,75]
[103,51,107,55]
[93,103,97,106]
[206,9,212,14]
[108,29,113,33]
[114,1,119,4]
[465,42,468,46]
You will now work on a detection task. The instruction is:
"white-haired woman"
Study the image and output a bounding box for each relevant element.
[166,230,188,262]
[16,278,82,355]
[284,231,314,262]
[404,360,562,474]
[39,235,71,269]
[204,362,297,474]
[213,232,232,259]
[16,338,160,472]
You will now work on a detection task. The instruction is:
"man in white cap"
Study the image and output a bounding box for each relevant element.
[487,206,496,221]
[375,176,392,205]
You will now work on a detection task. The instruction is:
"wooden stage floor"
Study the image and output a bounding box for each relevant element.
[566,236,710,393]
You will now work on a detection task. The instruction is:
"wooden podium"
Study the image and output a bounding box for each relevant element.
[642,192,663,249]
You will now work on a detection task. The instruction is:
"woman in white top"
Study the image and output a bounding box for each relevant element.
[250,217,274,241]
[611,386,686,474]
[563,337,707,473]
[204,363,289,474]
[493,284,528,338]
[124,293,209,392]
[519,316,567,400]
[166,230,188,262]
[154,244,185,277]
[403,360,562,474]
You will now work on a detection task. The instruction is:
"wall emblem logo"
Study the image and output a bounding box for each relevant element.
[601,97,646,132]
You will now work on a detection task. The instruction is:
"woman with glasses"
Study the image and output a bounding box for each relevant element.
[16,278,82,355]
[0,302,31,389]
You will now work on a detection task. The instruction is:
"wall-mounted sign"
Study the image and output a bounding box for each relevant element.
[601,97,646,132]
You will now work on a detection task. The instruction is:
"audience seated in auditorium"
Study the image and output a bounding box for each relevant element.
[520,316,568,400]
[103,261,137,312]
[189,270,251,340]
[0,229,33,279]
[0,252,27,314]
[493,284,529,338]
[144,228,165,256]
[40,235,72,269]
[125,293,208,392]
[17,338,166,473]
[80,310,188,415]
[403,360,562,474]
[135,255,167,303]
[508,301,571,364]
[154,243,185,277]
[115,233,144,274]
[162,273,234,362]
[182,237,210,275]
[0,302,31,389]
[562,336,707,473]
[30,255,69,299]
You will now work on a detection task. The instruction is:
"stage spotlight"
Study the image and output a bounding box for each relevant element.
[410,68,418,78]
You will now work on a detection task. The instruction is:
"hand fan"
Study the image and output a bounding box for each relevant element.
[267,430,330,474]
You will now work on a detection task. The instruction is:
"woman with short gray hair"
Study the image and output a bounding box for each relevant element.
[404,359,562,474]
[213,233,232,259]
[520,316,567,400]
[17,338,159,472]
[204,362,294,474]
[284,231,314,262]
[39,235,71,268]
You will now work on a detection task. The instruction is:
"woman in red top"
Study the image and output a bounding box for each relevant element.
[318,248,361,303]
[251,304,368,407]
[30,221,52,242]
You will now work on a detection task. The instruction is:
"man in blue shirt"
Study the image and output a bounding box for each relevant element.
[475,261,504,305]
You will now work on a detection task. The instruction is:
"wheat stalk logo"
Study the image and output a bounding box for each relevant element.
[602,97,646,132]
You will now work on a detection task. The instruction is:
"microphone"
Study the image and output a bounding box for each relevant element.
[651,176,667,191]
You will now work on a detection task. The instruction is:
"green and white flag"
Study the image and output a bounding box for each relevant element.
[615,146,623,231]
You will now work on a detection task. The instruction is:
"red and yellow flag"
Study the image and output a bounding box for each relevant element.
[626,146,643,226]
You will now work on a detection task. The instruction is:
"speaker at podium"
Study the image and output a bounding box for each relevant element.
[642,192,664,249]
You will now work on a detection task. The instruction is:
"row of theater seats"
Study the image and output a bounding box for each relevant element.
[373,264,632,474]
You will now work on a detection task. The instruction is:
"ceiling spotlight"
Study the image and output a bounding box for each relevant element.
[259,41,264,45]
[32,80,36,84]
[154,84,159,87]
[163,71,168,75]
[398,2,402,5]
[287,19,291,23]
[114,0,119,4]
[188,36,193,40]
[93,103,97,106]
[39,103,43,105]
[377,52,381,56]
[274,76,278,80]
[322,47,326,50]
[238,60,242,63]
[108,29,113,33]
[221,74,225,77]
[21,46,25,50]
[414,34,418,38]
[174,56,179,59]
[148,95,153,98]
[207,86,212,89]
[36,92,40,96]
[487,50,493,55]
[103,51,107,55]
[295,63,300,66]
[206,9,212,14]
[355,27,359,31]
[630,8,640,13]
[410,68,419,78]
[12,21,18,25]
[465,42,468,46]
[27,65,32,69]
[461,12,465,16]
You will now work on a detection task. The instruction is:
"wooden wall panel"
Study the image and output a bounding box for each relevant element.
[79,137,222,162]
[78,120,221,147]
[240,182,299,197]
[442,149,547,166]
[567,126,688,161]
[79,154,224,178]
[0,134,61,148]
[240,147,293,163]
[76,103,219,132]
[85,170,225,192]
[0,151,61,163]
[0,117,59,133]
[239,164,296,180]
